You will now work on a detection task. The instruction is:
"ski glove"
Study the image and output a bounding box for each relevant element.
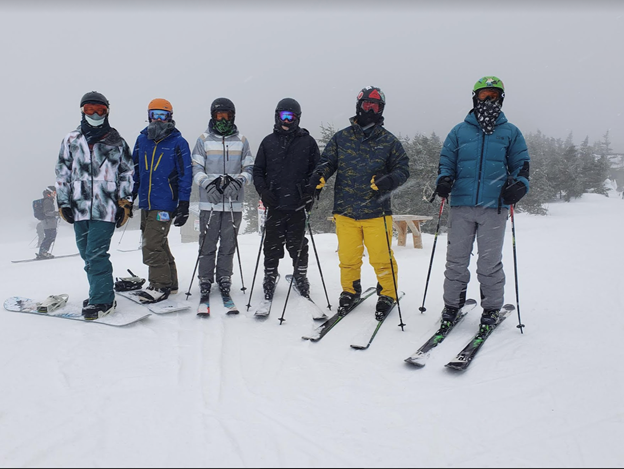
[205,185,224,205]
[307,172,326,192]
[173,200,190,227]
[502,179,527,205]
[59,206,74,224]
[435,176,453,199]
[222,176,244,200]
[115,199,133,228]
[371,174,395,192]
[261,189,278,208]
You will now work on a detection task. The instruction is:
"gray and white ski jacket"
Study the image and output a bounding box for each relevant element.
[55,127,134,223]
[191,122,254,213]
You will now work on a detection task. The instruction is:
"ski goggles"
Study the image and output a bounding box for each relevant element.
[148,110,172,121]
[278,111,295,122]
[81,103,109,116]
[360,101,381,113]
[214,110,233,121]
[476,88,502,101]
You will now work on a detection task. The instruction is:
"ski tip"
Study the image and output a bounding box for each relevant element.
[465,298,478,305]
[404,358,426,367]
[350,344,368,350]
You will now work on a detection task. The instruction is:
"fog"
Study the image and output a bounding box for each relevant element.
[1,0,623,232]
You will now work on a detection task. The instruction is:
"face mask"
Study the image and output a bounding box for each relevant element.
[214,118,234,136]
[85,113,106,127]
[474,99,502,135]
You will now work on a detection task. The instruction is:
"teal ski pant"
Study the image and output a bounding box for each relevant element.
[74,220,116,305]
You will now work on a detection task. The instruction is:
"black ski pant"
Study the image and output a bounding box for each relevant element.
[263,209,308,275]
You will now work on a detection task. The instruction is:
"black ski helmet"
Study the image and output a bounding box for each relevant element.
[80,91,109,107]
[275,98,301,117]
[356,86,385,113]
[210,98,236,118]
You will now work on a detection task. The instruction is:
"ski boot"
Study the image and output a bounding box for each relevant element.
[375,295,395,321]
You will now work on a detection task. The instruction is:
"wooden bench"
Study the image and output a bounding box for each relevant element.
[326,214,434,249]
[391,215,433,249]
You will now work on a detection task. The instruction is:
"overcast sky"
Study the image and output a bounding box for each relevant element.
[1,0,623,223]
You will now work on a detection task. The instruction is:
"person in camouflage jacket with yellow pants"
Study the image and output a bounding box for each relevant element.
[309,86,409,318]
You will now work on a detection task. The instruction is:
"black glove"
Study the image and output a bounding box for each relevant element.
[173,200,190,227]
[372,174,394,192]
[59,206,74,224]
[502,180,527,205]
[435,176,453,199]
[308,172,325,191]
[261,189,278,208]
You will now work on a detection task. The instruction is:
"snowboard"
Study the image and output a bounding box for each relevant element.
[4,296,151,327]
[117,290,191,314]
[11,253,80,264]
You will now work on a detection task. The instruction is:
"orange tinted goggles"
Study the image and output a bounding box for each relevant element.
[81,103,109,116]
[214,111,233,121]
[476,89,501,101]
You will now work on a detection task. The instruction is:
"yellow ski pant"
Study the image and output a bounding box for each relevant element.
[334,214,398,299]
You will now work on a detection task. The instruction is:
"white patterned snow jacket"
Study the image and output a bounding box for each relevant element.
[192,125,254,213]
[55,127,134,223]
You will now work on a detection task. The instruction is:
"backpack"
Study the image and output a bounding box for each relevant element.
[33,198,45,220]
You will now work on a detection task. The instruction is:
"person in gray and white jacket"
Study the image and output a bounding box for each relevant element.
[191,97,254,312]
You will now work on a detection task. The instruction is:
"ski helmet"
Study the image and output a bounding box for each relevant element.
[275,98,301,130]
[148,98,173,112]
[472,76,505,106]
[356,86,385,126]
[80,91,109,107]
[211,97,236,118]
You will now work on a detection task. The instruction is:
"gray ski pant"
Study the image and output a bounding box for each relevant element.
[198,210,242,285]
[443,206,509,311]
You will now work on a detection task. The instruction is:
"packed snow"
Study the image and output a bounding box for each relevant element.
[1,191,623,468]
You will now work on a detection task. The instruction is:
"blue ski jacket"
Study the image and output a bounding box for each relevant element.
[437,110,530,209]
[132,127,193,212]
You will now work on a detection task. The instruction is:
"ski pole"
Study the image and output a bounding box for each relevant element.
[228,195,246,292]
[419,198,445,313]
[278,209,311,325]
[381,211,405,330]
[305,207,332,311]
[246,215,266,311]
[510,204,525,333]
[185,206,214,300]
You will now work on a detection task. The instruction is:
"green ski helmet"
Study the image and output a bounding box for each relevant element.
[472,76,505,106]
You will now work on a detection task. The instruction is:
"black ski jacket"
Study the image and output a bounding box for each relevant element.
[253,126,320,211]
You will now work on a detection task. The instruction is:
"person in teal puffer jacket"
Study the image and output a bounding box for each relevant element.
[434,76,530,332]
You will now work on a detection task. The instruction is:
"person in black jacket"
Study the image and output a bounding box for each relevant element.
[253,98,320,300]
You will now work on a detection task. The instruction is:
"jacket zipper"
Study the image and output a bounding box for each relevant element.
[475,132,486,205]
[148,142,161,211]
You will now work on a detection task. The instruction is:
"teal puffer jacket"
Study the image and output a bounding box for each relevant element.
[437,110,530,208]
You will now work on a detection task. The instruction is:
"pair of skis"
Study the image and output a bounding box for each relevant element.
[197,290,240,317]
[302,286,405,350]
[252,275,328,321]
[404,301,515,371]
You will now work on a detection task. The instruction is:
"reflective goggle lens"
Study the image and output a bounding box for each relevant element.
[215,111,232,121]
[361,101,381,113]
[81,104,108,116]
[149,110,172,121]
[477,89,501,101]
[279,111,295,122]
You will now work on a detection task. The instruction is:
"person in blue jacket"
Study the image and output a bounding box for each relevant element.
[434,76,530,332]
[132,98,193,303]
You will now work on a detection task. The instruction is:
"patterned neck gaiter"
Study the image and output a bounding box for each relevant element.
[474,100,502,135]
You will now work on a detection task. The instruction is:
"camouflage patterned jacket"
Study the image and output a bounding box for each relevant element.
[315,119,410,220]
[55,127,134,223]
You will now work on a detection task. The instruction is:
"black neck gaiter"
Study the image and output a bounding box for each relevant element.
[474,100,502,135]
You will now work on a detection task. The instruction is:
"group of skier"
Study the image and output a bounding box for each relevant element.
[50,75,530,330]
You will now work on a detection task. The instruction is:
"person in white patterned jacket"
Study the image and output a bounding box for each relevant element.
[55,91,134,320]
[191,97,254,314]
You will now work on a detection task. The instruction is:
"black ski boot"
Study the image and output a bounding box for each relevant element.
[218,276,231,297]
[263,273,278,301]
[481,308,500,326]
[375,295,395,321]
[338,291,359,314]
[199,281,212,304]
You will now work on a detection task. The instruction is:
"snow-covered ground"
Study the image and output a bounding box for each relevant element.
[1,192,623,468]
